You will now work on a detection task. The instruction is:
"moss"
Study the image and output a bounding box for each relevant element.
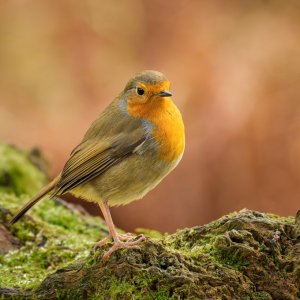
[85,274,153,299]
[0,144,299,299]
[134,228,162,239]
[213,245,250,271]
[90,273,171,300]
[251,291,272,300]
[266,212,294,224]
[0,144,107,290]
[0,201,105,290]
[0,144,47,196]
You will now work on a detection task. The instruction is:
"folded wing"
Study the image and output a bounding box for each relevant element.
[55,130,146,195]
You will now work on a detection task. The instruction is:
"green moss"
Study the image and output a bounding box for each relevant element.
[54,271,172,300]
[0,144,107,290]
[10,217,39,243]
[96,274,170,300]
[266,212,294,224]
[0,198,106,290]
[163,229,217,261]
[0,145,299,299]
[0,144,47,196]
[135,228,162,239]
[251,291,272,300]
[213,246,250,271]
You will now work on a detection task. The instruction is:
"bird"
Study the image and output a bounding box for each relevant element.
[9,70,185,259]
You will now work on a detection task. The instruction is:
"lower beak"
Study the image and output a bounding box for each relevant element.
[158,90,172,97]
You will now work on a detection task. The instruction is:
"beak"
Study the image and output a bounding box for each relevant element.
[158,90,172,97]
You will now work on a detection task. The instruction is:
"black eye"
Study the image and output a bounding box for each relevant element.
[137,87,145,96]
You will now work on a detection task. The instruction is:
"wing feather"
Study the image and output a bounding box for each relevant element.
[55,133,146,195]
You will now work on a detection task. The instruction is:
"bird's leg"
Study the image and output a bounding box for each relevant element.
[93,203,131,250]
[94,202,146,259]
[93,202,130,248]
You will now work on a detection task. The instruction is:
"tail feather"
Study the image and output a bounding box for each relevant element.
[9,176,60,225]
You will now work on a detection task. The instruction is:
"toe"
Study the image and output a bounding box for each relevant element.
[101,237,145,259]
[136,234,146,242]
[118,233,147,243]
[93,236,112,252]
[118,232,135,241]
[102,242,121,259]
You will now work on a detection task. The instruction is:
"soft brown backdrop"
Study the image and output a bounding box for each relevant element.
[1,1,300,232]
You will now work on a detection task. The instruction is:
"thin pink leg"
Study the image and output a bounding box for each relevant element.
[94,202,146,259]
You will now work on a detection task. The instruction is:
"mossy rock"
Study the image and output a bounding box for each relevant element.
[0,144,299,299]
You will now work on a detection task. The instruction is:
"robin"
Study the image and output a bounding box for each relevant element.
[9,70,185,258]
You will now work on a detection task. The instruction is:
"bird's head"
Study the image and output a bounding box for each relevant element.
[123,70,172,103]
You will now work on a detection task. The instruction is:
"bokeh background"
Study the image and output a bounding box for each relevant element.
[1,0,300,232]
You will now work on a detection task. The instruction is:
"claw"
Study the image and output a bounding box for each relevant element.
[118,232,135,241]
[102,237,144,260]
[93,233,146,259]
[93,235,112,252]
[134,234,146,243]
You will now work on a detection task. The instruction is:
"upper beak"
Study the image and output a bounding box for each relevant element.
[158,90,173,97]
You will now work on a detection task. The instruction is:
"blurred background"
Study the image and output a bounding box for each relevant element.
[1,0,300,232]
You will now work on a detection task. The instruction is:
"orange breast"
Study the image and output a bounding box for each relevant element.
[128,99,185,162]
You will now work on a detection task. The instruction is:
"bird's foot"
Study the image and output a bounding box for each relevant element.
[102,234,146,259]
[93,235,112,252]
[93,233,146,258]
[118,232,136,241]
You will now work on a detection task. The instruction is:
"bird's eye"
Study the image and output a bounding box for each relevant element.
[137,87,145,96]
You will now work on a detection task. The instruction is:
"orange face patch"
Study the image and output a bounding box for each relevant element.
[127,81,171,104]
[127,87,185,163]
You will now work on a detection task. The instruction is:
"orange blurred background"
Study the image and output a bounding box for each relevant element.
[1,1,300,232]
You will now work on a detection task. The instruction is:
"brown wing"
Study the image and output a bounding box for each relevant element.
[55,132,146,195]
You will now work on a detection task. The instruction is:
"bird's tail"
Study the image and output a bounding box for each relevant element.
[9,176,60,225]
